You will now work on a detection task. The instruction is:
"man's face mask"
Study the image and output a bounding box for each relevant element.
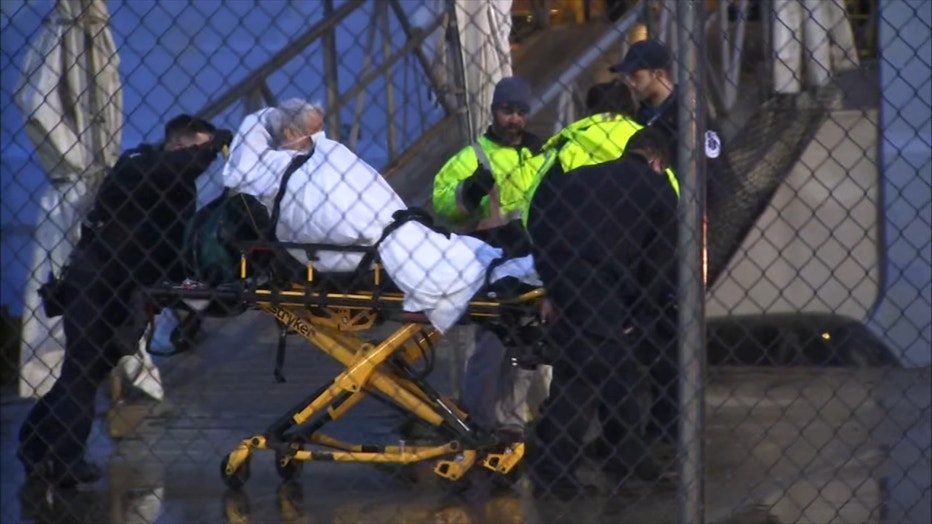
[282,127,323,150]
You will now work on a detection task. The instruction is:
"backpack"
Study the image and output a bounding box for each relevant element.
[182,153,311,285]
[181,190,271,285]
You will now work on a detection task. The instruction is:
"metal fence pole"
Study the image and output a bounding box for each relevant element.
[445,0,473,143]
[676,1,707,523]
[322,0,342,141]
[644,0,658,38]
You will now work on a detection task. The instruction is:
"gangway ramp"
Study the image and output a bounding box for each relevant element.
[708,108,881,321]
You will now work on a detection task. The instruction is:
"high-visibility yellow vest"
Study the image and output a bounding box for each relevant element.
[432,135,540,226]
[520,114,681,225]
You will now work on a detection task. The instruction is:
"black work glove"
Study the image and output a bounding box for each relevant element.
[460,164,496,211]
[211,129,234,152]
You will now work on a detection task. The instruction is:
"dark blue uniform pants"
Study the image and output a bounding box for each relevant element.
[642,315,679,442]
[530,327,647,482]
[19,260,143,469]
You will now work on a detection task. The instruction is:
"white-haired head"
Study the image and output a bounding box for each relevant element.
[266,98,325,151]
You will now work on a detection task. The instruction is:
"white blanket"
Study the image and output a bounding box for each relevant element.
[223,110,539,332]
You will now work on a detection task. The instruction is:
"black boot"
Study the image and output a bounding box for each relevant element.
[531,474,598,501]
[602,449,666,482]
[51,459,103,488]
[19,482,53,521]
[527,453,597,501]
[16,447,50,481]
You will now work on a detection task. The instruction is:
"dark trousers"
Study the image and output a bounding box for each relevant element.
[641,316,678,442]
[460,327,511,431]
[530,327,647,481]
[19,260,144,468]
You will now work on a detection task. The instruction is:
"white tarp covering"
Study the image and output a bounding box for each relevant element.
[772,0,860,94]
[15,0,163,400]
[223,110,539,332]
[453,0,514,137]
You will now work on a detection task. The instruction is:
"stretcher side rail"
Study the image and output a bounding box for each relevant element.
[233,240,396,295]
[143,278,545,320]
[149,239,544,321]
[239,241,377,253]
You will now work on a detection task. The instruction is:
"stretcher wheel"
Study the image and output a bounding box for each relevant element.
[220,452,251,490]
[274,448,303,483]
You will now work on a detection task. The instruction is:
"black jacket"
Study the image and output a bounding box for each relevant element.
[79,141,223,287]
[636,87,729,206]
[527,153,678,339]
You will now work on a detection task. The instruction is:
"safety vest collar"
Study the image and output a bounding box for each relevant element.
[481,126,543,153]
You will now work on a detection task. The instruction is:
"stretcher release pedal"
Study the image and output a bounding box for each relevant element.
[433,449,477,481]
[481,442,525,475]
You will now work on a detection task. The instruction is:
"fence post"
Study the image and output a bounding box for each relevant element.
[676,1,707,523]
[322,0,342,141]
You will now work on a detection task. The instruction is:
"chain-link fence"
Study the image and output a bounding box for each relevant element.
[1,0,929,523]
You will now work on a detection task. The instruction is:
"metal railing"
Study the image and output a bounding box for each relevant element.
[195,0,458,168]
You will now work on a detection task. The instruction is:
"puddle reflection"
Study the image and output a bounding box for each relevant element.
[17,481,165,524]
[221,483,312,524]
[14,459,166,524]
[219,480,541,524]
[10,455,666,524]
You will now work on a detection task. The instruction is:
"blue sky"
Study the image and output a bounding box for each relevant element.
[0,0,444,312]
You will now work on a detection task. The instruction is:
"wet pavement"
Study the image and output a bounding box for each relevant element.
[2,310,928,523]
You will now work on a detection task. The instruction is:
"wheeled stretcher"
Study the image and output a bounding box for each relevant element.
[144,241,545,490]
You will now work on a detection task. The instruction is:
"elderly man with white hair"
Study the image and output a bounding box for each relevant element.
[223,99,538,332]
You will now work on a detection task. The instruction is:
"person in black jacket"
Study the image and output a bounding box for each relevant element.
[612,38,728,208]
[611,38,731,444]
[18,115,232,488]
[525,127,678,498]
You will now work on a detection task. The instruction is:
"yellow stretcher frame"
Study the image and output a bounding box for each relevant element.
[144,242,543,491]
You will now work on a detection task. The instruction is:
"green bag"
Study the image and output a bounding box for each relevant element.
[184,154,311,286]
[182,190,272,286]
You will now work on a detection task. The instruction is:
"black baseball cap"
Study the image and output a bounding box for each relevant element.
[609,39,672,74]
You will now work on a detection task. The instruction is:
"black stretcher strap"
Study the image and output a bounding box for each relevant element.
[268,153,312,239]
[348,208,451,289]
